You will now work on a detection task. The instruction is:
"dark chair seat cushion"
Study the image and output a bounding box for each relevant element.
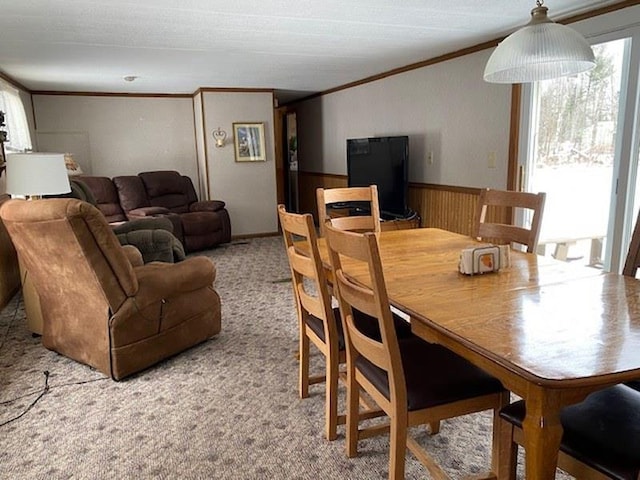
[625,379,640,391]
[305,308,412,351]
[355,335,503,411]
[500,385,640,480]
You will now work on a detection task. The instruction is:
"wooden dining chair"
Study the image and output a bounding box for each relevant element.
[324,222,510,479]
[474,188,546,253]
[498,384,640,480]
[316,185,381,237]
[277,204,407,441]
[317,186,442,435]
[623,207,640,277]
[618,207,640,392]
[497,201,640,480]
[278,204,345,441]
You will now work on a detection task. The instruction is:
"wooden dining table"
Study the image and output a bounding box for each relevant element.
[316,227,640,480]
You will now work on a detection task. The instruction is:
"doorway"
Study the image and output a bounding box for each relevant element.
[285,112,299,213]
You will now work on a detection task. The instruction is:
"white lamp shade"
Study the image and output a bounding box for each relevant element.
[6,153,71,196]
[484,8,596,83]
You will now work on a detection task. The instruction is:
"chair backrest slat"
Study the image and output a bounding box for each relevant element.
[317,186,381,237]
[474,188,546,253]
[330,215,378,233]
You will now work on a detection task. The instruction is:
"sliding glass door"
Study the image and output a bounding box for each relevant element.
[519,28,640,273]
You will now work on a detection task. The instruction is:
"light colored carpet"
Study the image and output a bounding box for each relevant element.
[0,236,565,479]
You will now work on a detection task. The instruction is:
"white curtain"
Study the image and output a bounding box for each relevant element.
[0,79,32,152]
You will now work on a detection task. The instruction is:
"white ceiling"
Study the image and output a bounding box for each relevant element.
[0,0,624,103]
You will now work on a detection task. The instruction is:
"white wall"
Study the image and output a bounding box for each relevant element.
[200,91,278,236]
[32,95,198,180]
[296,49,512,190]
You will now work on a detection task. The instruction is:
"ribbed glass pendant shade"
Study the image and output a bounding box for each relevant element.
[484,3,596,84]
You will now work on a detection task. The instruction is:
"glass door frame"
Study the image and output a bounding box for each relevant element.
[516,26,640,273]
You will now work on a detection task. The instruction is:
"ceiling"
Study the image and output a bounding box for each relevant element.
[0,0,625,103]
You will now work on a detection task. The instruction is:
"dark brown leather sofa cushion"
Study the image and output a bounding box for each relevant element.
[112,175,151,213]
[78,176,127,223]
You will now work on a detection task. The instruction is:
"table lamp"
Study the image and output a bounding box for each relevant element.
[6,152,71,199]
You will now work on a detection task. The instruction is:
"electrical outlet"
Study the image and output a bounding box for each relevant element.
[427,151,434,165]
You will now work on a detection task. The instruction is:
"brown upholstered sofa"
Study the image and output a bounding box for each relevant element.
[1,198,221,380]
[79,171,231,252]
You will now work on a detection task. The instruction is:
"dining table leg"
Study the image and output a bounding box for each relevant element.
[521,387,563,480]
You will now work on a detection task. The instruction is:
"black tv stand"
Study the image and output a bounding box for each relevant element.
[380,209,418,221]
[327,204,420,229]
[380,209,420,230]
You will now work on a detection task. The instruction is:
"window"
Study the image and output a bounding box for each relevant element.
[0,79,32,154]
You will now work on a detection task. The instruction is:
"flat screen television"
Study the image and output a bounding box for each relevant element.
[347,136,409,219]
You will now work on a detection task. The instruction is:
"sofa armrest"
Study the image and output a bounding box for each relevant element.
[121,245,144,267]
[128,206,170,218]
[134,256,216,304]
[190,200,226,213]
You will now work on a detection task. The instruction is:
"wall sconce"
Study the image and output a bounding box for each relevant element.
[213,127,227,148]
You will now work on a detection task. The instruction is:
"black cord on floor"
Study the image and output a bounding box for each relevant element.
[0,370,49,427]
[0,371,109,427]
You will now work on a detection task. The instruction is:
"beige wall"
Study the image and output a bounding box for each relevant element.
[199,91,278,236]
[32,95,198,180]
[296,49,512,190]
[31,92,278,237]
[295,5,640,192]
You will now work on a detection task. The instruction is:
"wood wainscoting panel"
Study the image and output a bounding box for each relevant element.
[409,184,480,236]
[410,183,509,237]
[0,195,21,309]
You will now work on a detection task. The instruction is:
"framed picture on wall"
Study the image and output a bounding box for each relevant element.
[233,122,266,162]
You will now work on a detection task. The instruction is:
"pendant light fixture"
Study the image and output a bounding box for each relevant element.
[484,1,596,84]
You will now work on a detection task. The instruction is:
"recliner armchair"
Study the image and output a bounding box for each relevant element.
[113,216,185,264]
[113,171,231,252]
[64,178,185,263]
[1,198,222,380]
